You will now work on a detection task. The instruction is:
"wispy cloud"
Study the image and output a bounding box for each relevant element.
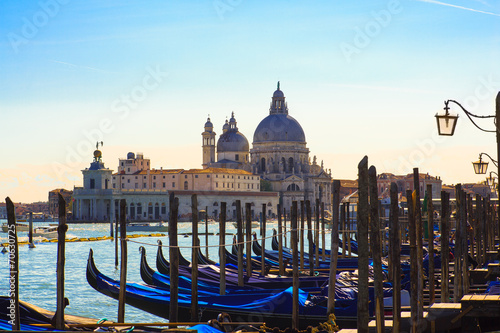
[51,60,117,74]
[415,0,500,17]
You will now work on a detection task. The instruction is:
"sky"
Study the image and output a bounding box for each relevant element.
[1,0,500,203]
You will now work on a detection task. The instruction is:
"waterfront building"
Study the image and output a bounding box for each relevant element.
[73,150,277,222]
[377,172,442,199]
[48,188,73,217]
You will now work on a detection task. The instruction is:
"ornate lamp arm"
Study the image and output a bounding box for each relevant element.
[445,99,496,133]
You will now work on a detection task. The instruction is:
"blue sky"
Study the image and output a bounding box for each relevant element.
[1,0,500,203]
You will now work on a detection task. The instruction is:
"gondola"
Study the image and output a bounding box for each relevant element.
[156,242,330,290]
[87,249,358,329]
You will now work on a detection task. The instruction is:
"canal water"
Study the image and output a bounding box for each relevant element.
[0,220,317,323]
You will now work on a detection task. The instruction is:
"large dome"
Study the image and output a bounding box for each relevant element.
[217,131,249,152]
[253,113,306,143]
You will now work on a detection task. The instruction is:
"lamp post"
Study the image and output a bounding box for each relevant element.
[435,91,500,233]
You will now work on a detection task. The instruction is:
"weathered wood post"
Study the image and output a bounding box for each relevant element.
[321,201,326,261]
[314,199,320,267]
[6,197,20,331]
[291,201,299,329]
[461,189,469,294]
[427,184,435,305]
[245,203,252,277]
[284,208,287,248]
[278,203,285,276]
[205,206,209,259]
[454,185,463,302]
[306,200,314,276]
[261,203,267,276]
[236,200,244,286]
[118,199,127,323]
[169,193,179,324]
[413,168,424,329]
[300,201,305,269]
[191,194,199,322]
[327,180,340,317]
[357,156,369,333]
[407,188,418,332]
[115,202,118,267]
[28,211,34,247]
[440,191,450,303]
[341,203,346,258]
[369,166,384,333]
[347,202,352,257]
[389,183,401,332]
[468,194,475,264]
[219,202,226,295]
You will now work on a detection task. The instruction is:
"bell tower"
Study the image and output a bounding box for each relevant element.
[202,116,216,168]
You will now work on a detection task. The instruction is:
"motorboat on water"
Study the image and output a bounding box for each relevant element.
[118,221,168,232]
[32,226,59,239]
[1,222,30,232]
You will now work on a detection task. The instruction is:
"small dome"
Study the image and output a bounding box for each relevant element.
[222,120,230,133]
[273,89,284,98]
[127,152,135,159]
[217,131,249,152]
[94,150,102,159]
[253,114,305,143]
[205,117,213,128]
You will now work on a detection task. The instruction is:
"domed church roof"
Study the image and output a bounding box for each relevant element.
[217,112,249,152]
[253,83,306,144]
[253,114,305,143]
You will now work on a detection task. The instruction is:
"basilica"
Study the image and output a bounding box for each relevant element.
[202,83,333,212]
[72,84,332,222]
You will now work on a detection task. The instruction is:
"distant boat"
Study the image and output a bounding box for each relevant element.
[32,226,59,239]
[1,223,30,233]
[231,221,260,229]
[118,222,168,232]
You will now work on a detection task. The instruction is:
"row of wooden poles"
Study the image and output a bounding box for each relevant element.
[126,185,344,330]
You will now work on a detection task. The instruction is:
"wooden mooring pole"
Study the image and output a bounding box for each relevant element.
[219,202,226,295]
[291,201,299,329]
[389,183,401,332]
[191,194,199,322]
[300,201,305,270]
[6,197,20,331]
[278,203,285,276]
[169,193,179,324]
[440,191,450,303]
[261,203,266,276]
[427,184,435,305]
[117,199,127,323]
[327,180,340,316]
[314,199,320,267]
[55,194,67,330]
[245,203,252,277]
[369,166,384,333]
[357,156,369,333]
[236,200,244,287]
[407,188,418,332]
[413,168,424,330]
[306,200,314,276]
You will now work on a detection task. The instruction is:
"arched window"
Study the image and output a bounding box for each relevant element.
[287,183,300,191]
[184,181,188,190]
[288,157,294,172]
[261,157,266,172]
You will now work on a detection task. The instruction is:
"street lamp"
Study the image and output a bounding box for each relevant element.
[487,171,498,191]
[472,153,498,175]
[435,101,458,136]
